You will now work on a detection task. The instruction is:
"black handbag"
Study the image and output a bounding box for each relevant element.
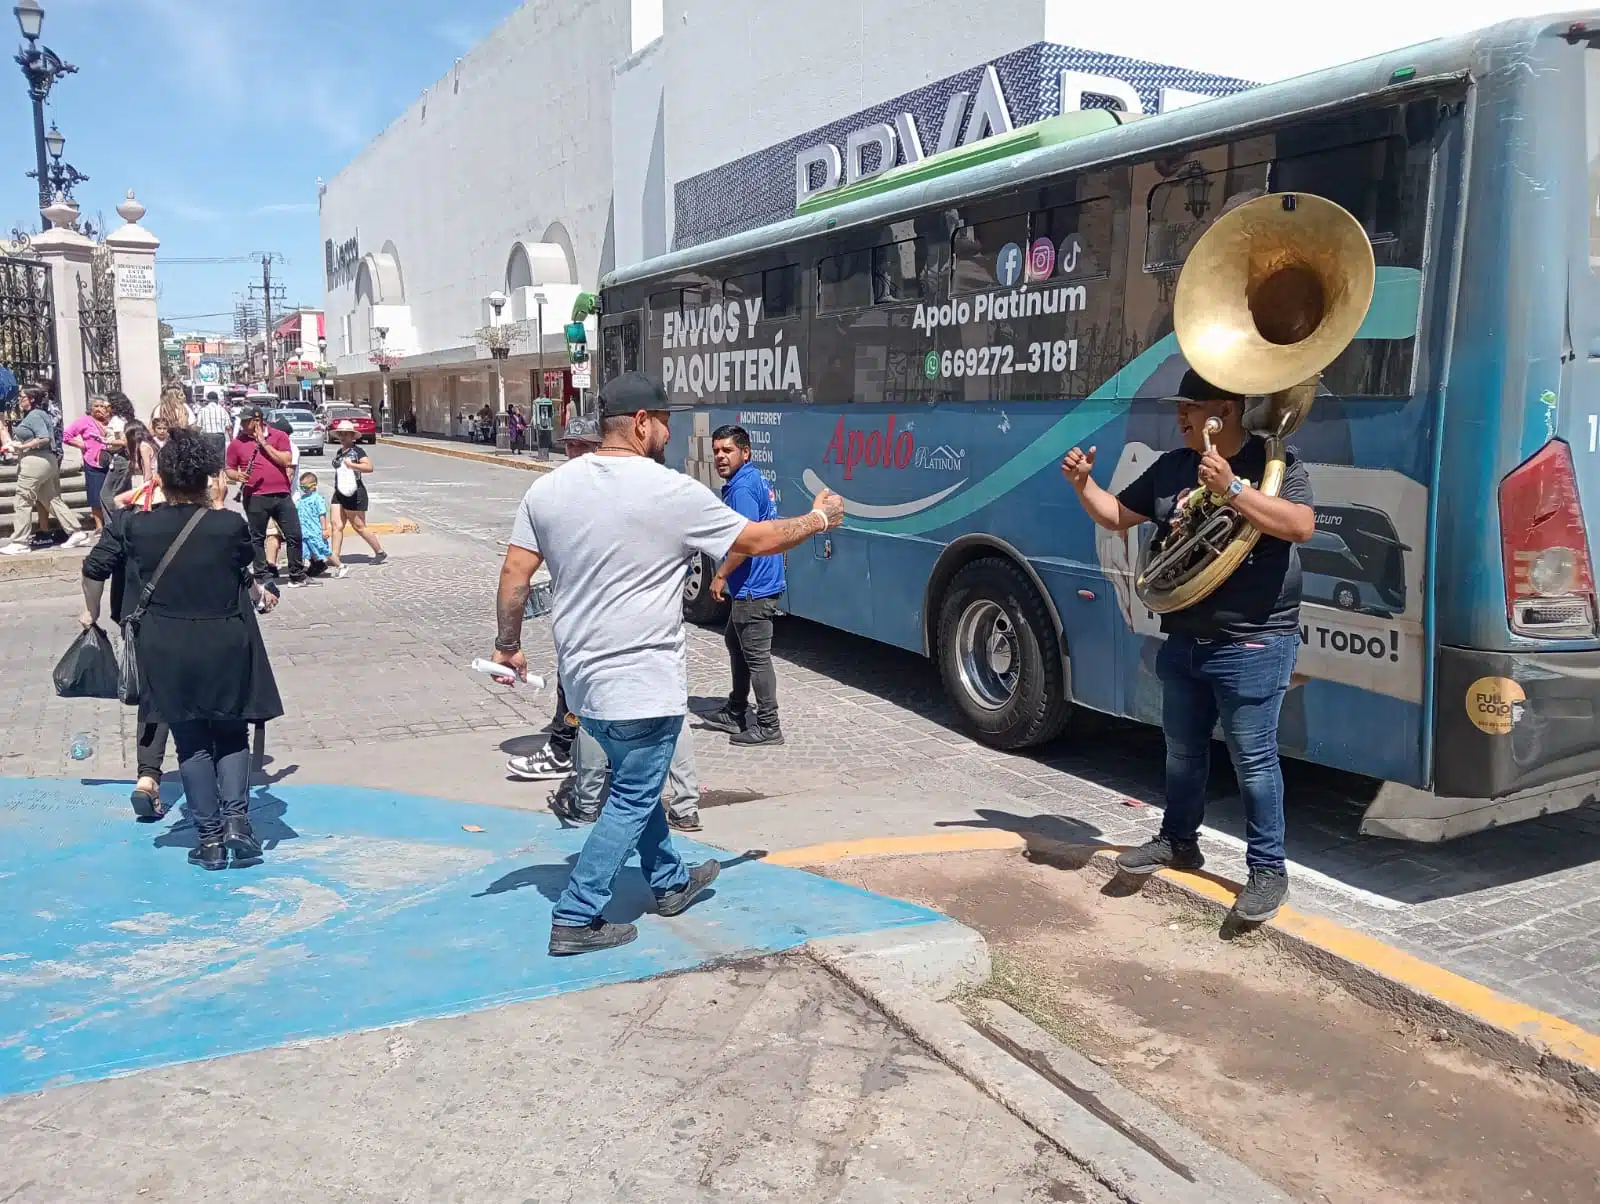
[119,507,208,705]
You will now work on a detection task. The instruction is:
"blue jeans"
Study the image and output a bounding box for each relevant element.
[1156,633,1298,870]
[551,715,691,927]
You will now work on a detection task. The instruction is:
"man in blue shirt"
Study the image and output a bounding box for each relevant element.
[704,425,787,746]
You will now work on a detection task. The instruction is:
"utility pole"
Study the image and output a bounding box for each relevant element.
[247,252,285,390]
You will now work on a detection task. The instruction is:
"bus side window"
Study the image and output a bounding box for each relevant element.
[818,250,873,313]
[952,213,1030,294]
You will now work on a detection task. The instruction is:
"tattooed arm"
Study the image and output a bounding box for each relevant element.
[492,543,543,683]
[729,488,845,557]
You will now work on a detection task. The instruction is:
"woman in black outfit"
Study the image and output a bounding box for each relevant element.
[79,427,284,871]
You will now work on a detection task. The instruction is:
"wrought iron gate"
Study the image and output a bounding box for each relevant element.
[78,245,120,398]
[0,251,57,404]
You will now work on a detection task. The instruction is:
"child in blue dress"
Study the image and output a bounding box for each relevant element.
[295,471,337,578]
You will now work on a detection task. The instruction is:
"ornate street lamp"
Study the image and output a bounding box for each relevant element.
[1181,160,1213,222]
[27,120,86,200]
[14,1,77,228]
[368,325,396,429]
[486,291,511,452]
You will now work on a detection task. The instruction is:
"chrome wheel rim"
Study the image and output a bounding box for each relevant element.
[955,599,1018,711]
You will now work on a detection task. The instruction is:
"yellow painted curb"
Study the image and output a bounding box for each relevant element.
[378,437,555,473]
[766,832,1600,1084]
[353,518,418,536]
[764,830,1025,866]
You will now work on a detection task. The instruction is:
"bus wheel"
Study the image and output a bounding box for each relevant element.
[936,558,1070,750]
[682,551,731,626]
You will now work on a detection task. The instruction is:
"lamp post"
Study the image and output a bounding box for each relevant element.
[13,1,76,228]
[369,325,393,430]
[316,334,329,407]
[487,291,511,452]
[26,120,86,201]
[533,289,548,461]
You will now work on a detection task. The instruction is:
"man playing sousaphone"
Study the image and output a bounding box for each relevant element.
[1062,367,1315,922]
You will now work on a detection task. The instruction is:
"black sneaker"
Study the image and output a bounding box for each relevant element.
[1233,866,1289,922]
[188,837,227,871]
[730,724,784,747]
[223,815,262,863]
[548,919,637,956]
[656,860,720,917]
[1115,836,1204,876]
[666,809,702,833]
[699,707,746,735]
[548,779,599,824]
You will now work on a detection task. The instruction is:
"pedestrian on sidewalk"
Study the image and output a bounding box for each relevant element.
[155,385,191,433]
[508,405,527,455]
[1,386,88,556]
[106,420,158,511]
[63,395,112,533]
[492,371,844,956]
[550,720,704,831]
[505,414,602,783]
[195,391,231,462]
[294,471,335,578]
[227,405,307,589]
[98,392,138,512]
[329,420,386,568]
[702,425,788,747]
[78,427,284,870]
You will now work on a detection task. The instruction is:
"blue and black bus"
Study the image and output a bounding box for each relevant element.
[599,11,1600,841]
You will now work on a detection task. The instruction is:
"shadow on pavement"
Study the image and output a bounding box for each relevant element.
[151,790,301,854]
[770,618,1600,906]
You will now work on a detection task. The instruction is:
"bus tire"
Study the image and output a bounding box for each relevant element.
[682,551,731,626]
[936,557,1070,750]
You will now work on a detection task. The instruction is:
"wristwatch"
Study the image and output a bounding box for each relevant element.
[1226,478,1244,498]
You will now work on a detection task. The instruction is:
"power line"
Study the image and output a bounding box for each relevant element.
[160,256,262,265]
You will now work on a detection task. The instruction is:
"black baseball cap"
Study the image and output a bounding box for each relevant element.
[597,371,669,417]
[1163,367,1244,404]
[239,404,266,422]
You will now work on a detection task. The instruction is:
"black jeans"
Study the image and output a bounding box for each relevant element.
[549,679,576,759]
[725,595,781,729]
[136,698,168,782]
[170,719,250,840]
[244,492,304,583]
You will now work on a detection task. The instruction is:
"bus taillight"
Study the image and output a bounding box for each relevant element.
[1499,438,1597,638]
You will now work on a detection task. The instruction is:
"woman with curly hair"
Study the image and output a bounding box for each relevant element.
[79,426,284,870]
[155,385,191,433]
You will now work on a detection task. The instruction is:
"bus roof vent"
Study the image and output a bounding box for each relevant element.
[796,109,1132,218]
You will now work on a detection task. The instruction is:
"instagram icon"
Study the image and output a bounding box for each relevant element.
[1025,237,1056,281]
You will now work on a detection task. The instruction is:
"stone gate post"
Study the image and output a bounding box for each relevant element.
[104,191,161,413]
[30,194,94,423]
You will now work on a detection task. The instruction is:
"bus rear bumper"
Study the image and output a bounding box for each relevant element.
[1359,645,1600,841]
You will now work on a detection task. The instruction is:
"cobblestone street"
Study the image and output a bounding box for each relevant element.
[5,444,1599,1032]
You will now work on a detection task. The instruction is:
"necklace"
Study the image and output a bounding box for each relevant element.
[595,443,640,456]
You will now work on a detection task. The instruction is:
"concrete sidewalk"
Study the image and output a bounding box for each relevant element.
[379,432,568,473]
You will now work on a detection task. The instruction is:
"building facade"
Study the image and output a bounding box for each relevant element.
[321,0,1520,436]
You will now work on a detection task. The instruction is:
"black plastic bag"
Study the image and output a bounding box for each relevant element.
[53,623,121,700]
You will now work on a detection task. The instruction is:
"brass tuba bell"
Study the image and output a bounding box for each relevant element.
[1135,192,1376,614]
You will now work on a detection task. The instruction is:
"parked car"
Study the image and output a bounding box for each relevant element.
[325,405,377,444]
[270,407,325,456]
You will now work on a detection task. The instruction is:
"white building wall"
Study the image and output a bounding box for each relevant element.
[612,40,668,270]
[653,0,1050,249]
[320,0,632,379]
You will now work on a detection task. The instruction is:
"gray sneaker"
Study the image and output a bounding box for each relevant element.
[1232,867,1289,922]
[548,919,637,956]
[1115,836,1204,876]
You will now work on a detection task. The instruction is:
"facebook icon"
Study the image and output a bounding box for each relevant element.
[996,243,1023,287]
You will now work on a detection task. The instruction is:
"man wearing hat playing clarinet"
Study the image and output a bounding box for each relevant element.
[1061,367,1315,923]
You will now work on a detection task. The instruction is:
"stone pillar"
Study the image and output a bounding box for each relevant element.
[30,194,95,424]
[104,191,161,414]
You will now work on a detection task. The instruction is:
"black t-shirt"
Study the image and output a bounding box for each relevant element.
[332,445,369,496]
[1116,436,1313,641]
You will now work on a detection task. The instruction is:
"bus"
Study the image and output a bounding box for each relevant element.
[597,11,1600,843]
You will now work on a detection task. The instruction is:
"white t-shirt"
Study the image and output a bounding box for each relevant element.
[510,454,748,721]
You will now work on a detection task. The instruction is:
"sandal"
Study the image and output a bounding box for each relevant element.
[130,779,166,820]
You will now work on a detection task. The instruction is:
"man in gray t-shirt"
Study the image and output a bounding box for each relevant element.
[493,372,843,956]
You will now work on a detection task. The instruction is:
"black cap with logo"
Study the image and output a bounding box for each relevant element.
[597,371,670,417]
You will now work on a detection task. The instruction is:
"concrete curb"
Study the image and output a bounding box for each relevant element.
[378,437,558,473]
[806,919,1285,1204]
[1062,846,1600,1102]
[0,546,88,581]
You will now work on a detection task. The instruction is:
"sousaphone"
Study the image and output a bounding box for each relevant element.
[1135,192,1376,614]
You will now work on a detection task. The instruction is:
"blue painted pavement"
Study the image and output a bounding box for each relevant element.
[0,777,942,1097]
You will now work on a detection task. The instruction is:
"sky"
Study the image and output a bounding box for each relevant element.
[0,0,521,334]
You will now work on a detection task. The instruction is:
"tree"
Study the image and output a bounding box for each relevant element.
[159,320,174,341]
